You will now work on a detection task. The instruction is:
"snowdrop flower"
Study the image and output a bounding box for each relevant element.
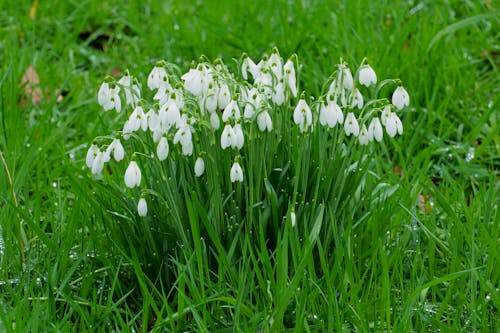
[233,123,245,150]
[381,104,392,126]
[91,150,105,175]
[181,64,203,96]
[269,49,283,80]
[221,124,236,150]
[119,73,141,106]
[124,161,141,188]
[368,117,383,142]
[173,123,192,147]
[146,109,160,132]
[358,125,370,145]
[392,86,410,110]
[202,83,218,114]
[86,144,100,168]
[98,82,121,112]
[384,112,403,137]
[284,58,297,97]
[272,79,285,105]
[344,112,360,137]
[340,64,353,90]
[241,54,258,80]
[222,99,241,122]
[137,197,147,217]
[293,98,313,132]
[243,87,262,119]
[181,140,193,156]
[161,101,181,128]
[358,64,377,87]
[210,113,220,130]
[194,157,205,177]
[351,88,364,109]
[129,105,148,132]
[257,111,273,132]
[230,161,243,183]
[156,136,169,161]
[109,139,125,161]
[147,64,168,90]
[218,83,231,110]
[319,102,334,128]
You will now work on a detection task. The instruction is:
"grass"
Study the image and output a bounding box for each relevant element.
[0,0,499,331]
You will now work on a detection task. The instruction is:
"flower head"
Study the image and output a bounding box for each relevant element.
[157,136,169,161]
[221,124,236,150]
[194,157,205,177]
[293,98,313,132]
[137,197,147,217]
[222,100,241,122]
[147,65,168,90]
[124,161,141,188]
[344,112,360,137]
[283,58,297,97]
[230,161,244,183]
[358,64,377,87]
[257,111,273,132]
[392,86,410,110]
[368,117,383,142]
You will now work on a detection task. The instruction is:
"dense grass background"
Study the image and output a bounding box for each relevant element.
[0,0,499,331]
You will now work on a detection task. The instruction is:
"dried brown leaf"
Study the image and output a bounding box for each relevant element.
[20,65,42,105]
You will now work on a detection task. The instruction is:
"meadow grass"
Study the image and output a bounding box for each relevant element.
[0,0,499,331]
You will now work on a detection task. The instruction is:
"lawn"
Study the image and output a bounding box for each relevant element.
[0,0,499,331]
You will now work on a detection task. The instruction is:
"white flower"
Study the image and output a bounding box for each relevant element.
[385,113,398,137]
[319,101,339,128]
[157,136,169,161]
[233,123,245,150]
[284,58,297,97]
[272,80,285,105]
[181,140,193,156]
[293,98,313,132]
[381,105,392,126]
[173,124,192,147]
[257,111,273,132]
[98,83,121,112]
[358,64,377,87]
[162,101,181,128]
[147,65,168,90]
[91,150,105,175]
[119,73,140,106]
[129,106,148,132]
[269,50,283,80]
[394,113,403,135]
[218,83,231,110]
[351,88,364,109]
[202,83,218,114]
[290,211,296,227]
[86,144,100,168]
[124,161,141,188]
[181,66,203,96]
[146,109,160,131]
[221,124,236,150]
[137,198,147,217]
[230,161,243,183]
[368,117,383,142]
[210,113,220,130]
[344,112,360,137]
[358,125,370,145]
[243,87,262,119]
[392,86,410,110]
[110,139,125,161]
[340,65,353,90]
[194,157,205,177]
[222,100,241,122]
[242,55,258,80]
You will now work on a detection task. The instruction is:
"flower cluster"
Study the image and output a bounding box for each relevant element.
[87,48,409,216]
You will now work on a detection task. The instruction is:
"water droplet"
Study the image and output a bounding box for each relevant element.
[465,147,475,162]
[486,294,491,301]
[26,143,31,148]
[52,182,58,188]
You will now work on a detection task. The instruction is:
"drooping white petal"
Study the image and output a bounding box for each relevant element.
[86,144,100,168]
[222,100,241,122]
[351,88,364,109]
[385,113,398,138]
[257,111,273,132]
[233,123,244,149]
[91,151,105,175]
[369,117,383,142]
[269,51,283,80]
[284,59,297,97]
[221,124,236,150]
[181,67,203,96]
[230,162,244,183]
[293,99,312,132]
[344,112,360,137]
[358,64,377,87]
[111,139,125,161]
[358,125,369,145]
[147,66,168,90]
[98,82,110,108]
[124,161,141,188]
[341,65,353,90]
[217,83,231,110]
[392,86,410,110]
[181,140,193,156]
[194,157,205,177]
[157,137,169,161]
[210,113,220,130]
[137,198,147,217]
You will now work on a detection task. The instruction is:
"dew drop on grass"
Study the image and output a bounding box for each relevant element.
[465,147,475,162]
[26,143,31,148]
[52,182,58,188]
[0,225,4,257]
